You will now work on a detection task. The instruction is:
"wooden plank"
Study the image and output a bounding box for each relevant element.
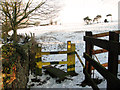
[75,51,85,68]
[92,49,108,55]
[41,51,68,55]
[115,30,120,34]
[43,66,68,82]
[36,51,75,56]
[35,47,42,76]
[84,53,120,88]
[101,60,120,67]
[108,32,119,89]
[92,30,120,38]
[92,60,120,70]
[119,60,120,64]
[93,32,109,38]
[92,63,108,70]
[85,32,93,81]
[36,61,68,67]
[108,32,119,77]
[67,41,71,73]
[84,36,120,54]
[70,44,75,73]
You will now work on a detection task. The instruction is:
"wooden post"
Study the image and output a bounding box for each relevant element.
[84,31,93,81]
[70,44,75,73]
[107,31,119,89]
[67,41,76,74]
[35,47,42,76]
[67,41,72,73]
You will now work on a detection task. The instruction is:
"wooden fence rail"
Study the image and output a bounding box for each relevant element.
[92,30,120,38]
[92,49,108,55]
[84,53,120,88]
[84,36,120,54]
[84,30,120,89]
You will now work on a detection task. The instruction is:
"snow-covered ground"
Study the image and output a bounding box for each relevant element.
[12,21,120,89]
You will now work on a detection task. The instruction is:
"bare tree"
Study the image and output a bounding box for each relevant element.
[106,14,112,22]
[0,0,62,42]
[93,15,102,23]
[96,15,102,23]
[83,16,92,25]
[93,17,98,23]
[30,0,61,23]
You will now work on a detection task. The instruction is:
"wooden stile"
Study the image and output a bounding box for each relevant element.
[35,41,76,75]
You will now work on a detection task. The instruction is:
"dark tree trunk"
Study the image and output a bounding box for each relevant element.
[13,26,18,43]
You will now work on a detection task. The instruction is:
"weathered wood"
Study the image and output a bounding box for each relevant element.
[107,32,119,89]
[84,36,120,54]
[93,32,109,38]
[91,60,120,70]
[75,51,85,68]
[84,53,120,89]
[115,30,120,34]
[35,47,42,76]
[85,32,93,80]
[84,31,120,90]
[92,49,108,55]
[83,69,99,90]
[91,63,108,70]
[108,32,119,77]
[92,30,120,38]
[67,41,71,73]
[41,51,67,55]
[36,51,75,56]
[43,66,68,82]
[67,41,76,73]
[35,41,76,75]
[36,61,68,66]
[70,44,75,73]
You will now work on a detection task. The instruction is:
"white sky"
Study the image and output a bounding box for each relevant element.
[59,0,119,24]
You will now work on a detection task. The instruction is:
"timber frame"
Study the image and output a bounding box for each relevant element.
[84,30,120,89]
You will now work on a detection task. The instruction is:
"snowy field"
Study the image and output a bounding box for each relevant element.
[10,21,120,89]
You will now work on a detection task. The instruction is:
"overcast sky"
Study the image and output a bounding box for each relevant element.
[59,0,119,24]
[4,0,119,24]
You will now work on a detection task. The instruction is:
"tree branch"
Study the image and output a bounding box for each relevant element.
[16,1,46,25]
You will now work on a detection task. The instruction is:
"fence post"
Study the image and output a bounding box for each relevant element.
[84,31,93,81]
[71,43,75,73]
[67,41,71,73]
[35,46,42,76]
[67,41,76,74]
[107,31,119,89]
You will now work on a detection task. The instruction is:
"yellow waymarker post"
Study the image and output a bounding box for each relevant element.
[35,47,42,76]
[67,41,75,73]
